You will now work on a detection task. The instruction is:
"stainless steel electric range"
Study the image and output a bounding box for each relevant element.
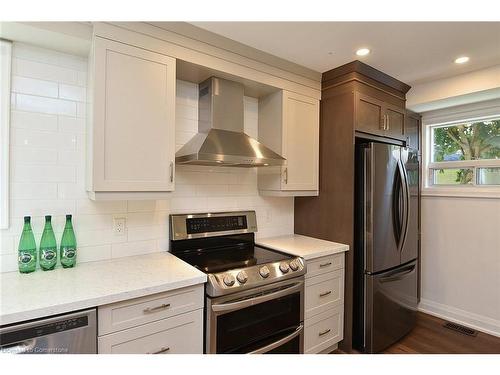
[170,211,306,354]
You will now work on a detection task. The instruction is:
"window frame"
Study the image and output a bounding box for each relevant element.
[423,109,500,199]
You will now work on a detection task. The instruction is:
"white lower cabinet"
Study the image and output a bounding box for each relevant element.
[98,309,203,354]
[303,253,345,353]
[97,285,204,354]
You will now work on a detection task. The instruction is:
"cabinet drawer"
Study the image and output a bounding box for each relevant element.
[305,270,344,319]
[306,253,344,278]
[98,309,203,354]
[304,305,344,354]
[98,285,203,335]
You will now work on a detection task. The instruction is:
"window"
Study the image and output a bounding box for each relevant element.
[424,113,500,197]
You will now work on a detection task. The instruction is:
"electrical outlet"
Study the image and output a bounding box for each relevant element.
[113,217,126,236]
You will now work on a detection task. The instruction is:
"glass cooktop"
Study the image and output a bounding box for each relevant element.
[174,244,293,274]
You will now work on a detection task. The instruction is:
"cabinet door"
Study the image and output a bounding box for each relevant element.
[92,37,176,191]
[405,111,421,150]
[281,92,319,191]
[355,93,385,135]
[385,104,405,140]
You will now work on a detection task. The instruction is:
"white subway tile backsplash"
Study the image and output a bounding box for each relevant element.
[16,94,77,116]
[13,58,78,85]
[111,240,158,258]
[11,146,58,165]
[12,76,59,98]
[12,165,76,183]
[59,83,86,101]
[11,110,58,132]
[1,45,293,273]
[75,200,127,215]
[10,182,58,200]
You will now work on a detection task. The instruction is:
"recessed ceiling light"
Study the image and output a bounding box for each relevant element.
[356,48,370,56]
[455,56,470,64]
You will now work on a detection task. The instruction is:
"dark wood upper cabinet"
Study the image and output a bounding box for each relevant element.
[355,93,385,135]
[405,110,422,150]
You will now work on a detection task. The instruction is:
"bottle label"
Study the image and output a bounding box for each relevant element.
[62,248,76,259]
[18,253,33,264]
[41,249,56,261]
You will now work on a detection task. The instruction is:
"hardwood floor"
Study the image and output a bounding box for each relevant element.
[335,312,500,354]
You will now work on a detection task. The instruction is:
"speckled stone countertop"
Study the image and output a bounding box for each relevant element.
[0,252,206,326]
[257,234,349,260]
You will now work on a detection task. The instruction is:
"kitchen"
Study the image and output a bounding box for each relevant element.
[1,3,500,373]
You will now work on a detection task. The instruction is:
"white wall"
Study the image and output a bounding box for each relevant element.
[419,196,500,337]
[0,43,294,273]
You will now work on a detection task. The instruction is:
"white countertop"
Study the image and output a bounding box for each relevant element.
[257,234,349,260]
[0,252,206,326]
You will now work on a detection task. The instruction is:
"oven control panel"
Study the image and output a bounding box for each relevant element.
[206,257,306,297]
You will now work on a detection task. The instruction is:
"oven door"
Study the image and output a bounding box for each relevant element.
[206,278,304,354]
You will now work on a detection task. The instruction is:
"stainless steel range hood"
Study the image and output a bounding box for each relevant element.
[175,77,286,167]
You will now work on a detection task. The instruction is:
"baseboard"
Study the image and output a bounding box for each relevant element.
[418,298,500,338]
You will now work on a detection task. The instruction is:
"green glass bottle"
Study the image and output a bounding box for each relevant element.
[39,215,57,271]
[18,216,37,273]
[60,214,77,268]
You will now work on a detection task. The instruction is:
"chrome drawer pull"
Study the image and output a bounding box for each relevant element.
[319,290,332,297]
[149,347,170,354]
[143,303,170,313]
[318,329,331,337]
[319,262,332,268]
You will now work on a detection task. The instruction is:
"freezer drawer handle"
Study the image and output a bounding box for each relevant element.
[319,262,332,268]
[379,265,416,283]
[318,328,331,337]
[143,303,171,313]
[149,346,170,354]
[319,290,332,297]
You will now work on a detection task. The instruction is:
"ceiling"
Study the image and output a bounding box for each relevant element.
[190,22,500,85]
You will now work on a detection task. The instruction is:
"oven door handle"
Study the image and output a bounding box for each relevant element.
[211,281,303,313]
[248,324,304,354]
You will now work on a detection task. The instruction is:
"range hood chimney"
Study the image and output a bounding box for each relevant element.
[175,77,286,167]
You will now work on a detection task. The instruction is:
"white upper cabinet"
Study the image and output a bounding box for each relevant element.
[86,37,176,200]
[258,90,319,196]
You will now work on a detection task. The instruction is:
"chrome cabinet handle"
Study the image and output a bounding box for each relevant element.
[319,262,332,268]
[169,161,174,183]
[283,168,288,184]
[380,115,385,130]
[386,114,390,130]
[143,303,170,314]
[319,328,331,337]
[149,346,170,354]
[319,290,332,297]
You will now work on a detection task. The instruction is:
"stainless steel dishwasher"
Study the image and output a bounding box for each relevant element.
[0,309,97,354]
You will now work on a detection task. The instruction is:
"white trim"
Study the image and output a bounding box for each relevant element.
[419,298,500,338]
[422,104,500,197]
[0,40,12,230]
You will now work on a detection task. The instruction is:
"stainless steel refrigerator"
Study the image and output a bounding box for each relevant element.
[353,141,419,353]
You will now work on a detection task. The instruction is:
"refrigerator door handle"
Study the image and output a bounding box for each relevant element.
[396,158,409,253]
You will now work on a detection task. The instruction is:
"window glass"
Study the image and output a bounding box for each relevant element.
[477,167,500,185]
[432,119,500,162]
[432,168,474,185]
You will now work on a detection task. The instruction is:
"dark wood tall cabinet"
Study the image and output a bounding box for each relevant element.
[294,61,415,352]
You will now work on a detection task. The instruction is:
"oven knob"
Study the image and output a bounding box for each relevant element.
[223,274,235,287]
[279,262,290,273]
[236,271,248,284]
[289,260,299,271]
[259,266,270,278]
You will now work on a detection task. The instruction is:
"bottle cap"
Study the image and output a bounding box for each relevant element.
[66,214,72,219]
[45,215,52,221]
[23,216,30,223]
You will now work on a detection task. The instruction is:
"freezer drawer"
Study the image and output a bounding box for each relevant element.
[364,261,417,353]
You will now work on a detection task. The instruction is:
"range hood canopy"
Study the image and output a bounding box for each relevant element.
[175,77,286,167]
